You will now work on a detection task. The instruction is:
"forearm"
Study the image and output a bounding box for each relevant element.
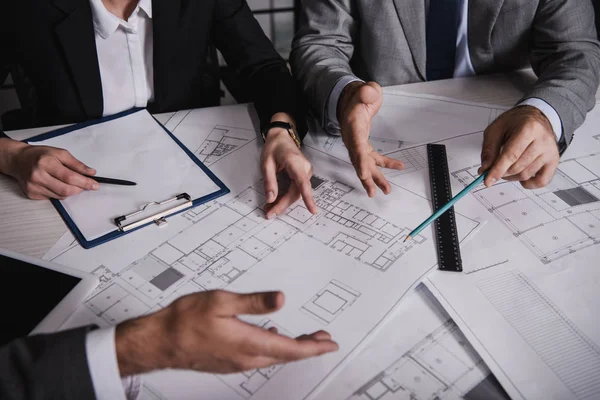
[246,62,308,140]
[0,137,26,176]
[526,0,600,143]
[290,0,357,128]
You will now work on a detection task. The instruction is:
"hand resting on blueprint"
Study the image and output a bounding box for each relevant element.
[337,81,405,197]
[261,113,318,218]
[478,105,560,189]
[0,138,99,200]
[115,290,338,375]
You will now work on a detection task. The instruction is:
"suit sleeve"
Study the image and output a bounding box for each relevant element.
[212,0,308,139]
[523,0,600,149]
[0,327,97,400]
[289,0,358,132]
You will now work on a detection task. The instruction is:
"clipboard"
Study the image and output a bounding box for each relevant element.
[25,108,230,249]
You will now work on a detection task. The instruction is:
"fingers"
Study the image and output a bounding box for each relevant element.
[212,290,284,317]
[247,328,339,362]
[48,163,99,191]
[354,151,378,198]
[296,330,332,341]
[261,156,278,204]
[55,149,96,176]
[503,154,546,182]
[521,162,558,189]
[485,132,533,188]
[502,142,540,178]
[286,166,318,214]
[479,123,504,178]
[371,167,391,195]
[22,182,59,200]
[265,184,300,219]
[371,152,404,171]
[43,174,85,198]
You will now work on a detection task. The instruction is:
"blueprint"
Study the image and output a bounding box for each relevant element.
[421,100,600,399]
[316,284,509,400]
[42,95,510,400]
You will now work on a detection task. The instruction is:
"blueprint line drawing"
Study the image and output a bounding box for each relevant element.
[383,145,431,177]
[218,319,292,399]
[301,280,361,325]
[348,320,490,400]
[68,175,431,326]
[453,156,600,263]
[191,125,256,166]
[477,271,600,400]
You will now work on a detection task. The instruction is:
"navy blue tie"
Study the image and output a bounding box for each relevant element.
[426,0,460,81]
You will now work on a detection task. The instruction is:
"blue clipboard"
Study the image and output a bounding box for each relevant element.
[25,108,230,249]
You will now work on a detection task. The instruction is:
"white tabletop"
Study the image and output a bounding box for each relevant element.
[1,69,598,258]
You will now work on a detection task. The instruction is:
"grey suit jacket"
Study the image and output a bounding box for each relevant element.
[291,0,600,148]
[0,327,96,400]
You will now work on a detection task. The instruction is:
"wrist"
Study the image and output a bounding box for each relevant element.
[115,309,172,376]
[0,138,27,176]
[265,127,293,143]
[337,81,364,123]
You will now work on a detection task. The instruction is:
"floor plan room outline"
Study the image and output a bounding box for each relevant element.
[301,280,361,325]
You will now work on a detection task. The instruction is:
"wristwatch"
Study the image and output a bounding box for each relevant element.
[261,121,302,149]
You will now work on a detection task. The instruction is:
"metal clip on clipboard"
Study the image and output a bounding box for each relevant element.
[114,193,192,232]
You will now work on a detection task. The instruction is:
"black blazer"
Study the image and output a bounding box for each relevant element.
[0,327,96,400]
[0,0,306,136]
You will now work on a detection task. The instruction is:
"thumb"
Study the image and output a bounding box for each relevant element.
[479,123,504,175]
[215,291,284,317]
[360,82,383,114]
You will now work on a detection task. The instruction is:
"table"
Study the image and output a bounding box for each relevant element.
[1,69,599,258]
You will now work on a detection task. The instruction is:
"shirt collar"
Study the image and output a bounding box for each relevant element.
[89,0,153,39]
[137,0,153,18]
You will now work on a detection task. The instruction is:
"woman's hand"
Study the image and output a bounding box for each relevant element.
[260,126,317,219]
[0,138,98,200]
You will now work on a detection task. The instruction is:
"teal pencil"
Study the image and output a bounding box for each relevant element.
[405,171,489,242]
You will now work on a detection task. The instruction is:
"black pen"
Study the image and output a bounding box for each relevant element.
[84,175,137,186]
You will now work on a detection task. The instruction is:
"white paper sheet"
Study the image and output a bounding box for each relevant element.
[42,94,506,400]
[316,284,509,400]
[422,102,600,400]
[29,110,223,241]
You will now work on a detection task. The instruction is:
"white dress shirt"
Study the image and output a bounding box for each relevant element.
[85,1,153,398]
[91,0,154,117]
[326,0,563,141]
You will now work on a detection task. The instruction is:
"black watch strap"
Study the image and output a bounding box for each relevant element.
[261,121,301,148]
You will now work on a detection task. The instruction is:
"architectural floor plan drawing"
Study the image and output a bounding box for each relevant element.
[57,173,434,328]
[190,125,255,166]
[42,94,508,400]
[348,320,489,400]
[453,152,600,263]
[315,286,509,400]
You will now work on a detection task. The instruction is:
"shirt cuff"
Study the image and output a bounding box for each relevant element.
[517,98,563,141]
[86,326,142,400]
[325,76,364,135]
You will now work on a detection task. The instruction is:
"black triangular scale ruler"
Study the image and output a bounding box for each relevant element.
[427,143,463,272]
